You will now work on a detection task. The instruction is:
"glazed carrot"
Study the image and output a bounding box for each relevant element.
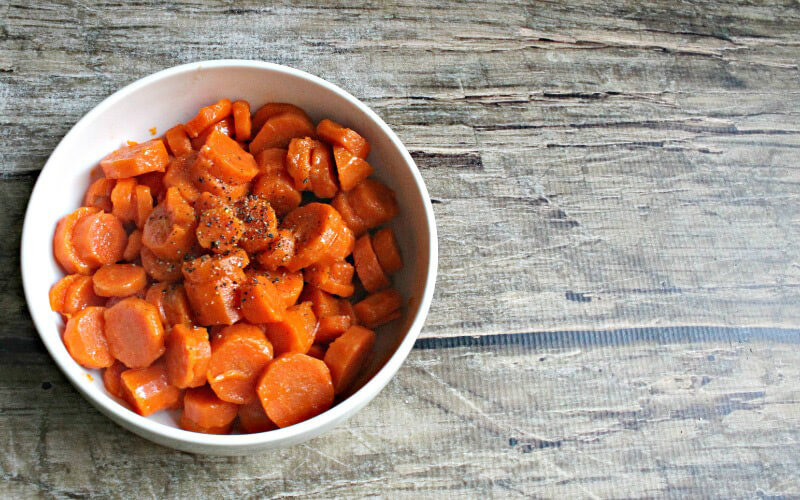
[110,178,137,223]
[259,268,304,307]
[54,207,102,274]
[238,399,277,433]
[72,212,128,269]
[331,190,368,236]
[251,102,311,133]
[252,171,302,217]
[90,165,105,183]
[196,206,244,253]
[92,264,147,298]
[300,285,341,318]
[310,143,339,198]
[282,203,349,271]
[324,325,376,394]
[184,99,233,138]
[286,137,315,191]
[102,361,127,399]
[49,274,82,314]
[62,275,106,316]
[316,118,371,159]
[183,278,243,326]
[140,247,182,282]
[63,306,113,369]
[120,360,181,416]
[316,315,352,343]
[164,125,193,157]
[207,323,273,404]
[254,148,287,175]
[194,191,228,213]
[256,229,296,270]
[348,178,398,229]
[182,249,249,283]
[249,112,316,154]
[198,129,259,184]
[178,413,232,434]
[134,184,154,229]
[240,274,286,324]
[104,297,166,368]
[145,282,169,323]
[353,234,390,293]
[372,228,403,274]
[183,385,238,429]
[303,260,355,297]
[256,353,334,428]
[236,195,278,253]
[165,324,211,388]
[190,154,251,200]
[123,229,143,262]
[163,153,202,203]
[262,301,317,355]
[232,100,252,141]
[137,171,166,201]
[307,344,327,360]
[161,283,193,326]
[353,289,403,328]
[84,178,115,212]
[332,145,373,191]
[142,187,197,260]
[100,139,169,179]
[328,224,356,263]
[190,116,233,150]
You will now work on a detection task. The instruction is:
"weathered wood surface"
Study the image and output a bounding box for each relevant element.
[2,0,800,497]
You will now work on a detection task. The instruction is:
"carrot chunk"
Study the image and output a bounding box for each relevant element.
[316,118,371,159]
[256,229,296,270]
[120,360,181,416]
[54,207,102,274]
[104,298,166,368]
[254,148,287,176]
[72,212,128,269]
[250,112,316,154]
[324,325,376,394]
[232,100,252,141]
[303,260,355,298]
[163,153,202,203]
[123,229,143,262]
[92,264,148,297]
[252,171,302,217]
[198,129,259,185]
[164,124,193,157]
[286,137,315,191]
[190,116,233,150]
[238,399,277,433]
[353,289,403,328]
[372,228,403,274]
[240,274,286,324]
[142,187,197,261]
[207,324,273,404]
[282,203,348,271]
[257,268,304,307]
[309,143,339,198]
[134,184,154,229]
[263,301,317,355]
[140,247,182,282]
[62,275,106,316]
[178,413,232,434]
[196,206,244,254]
[183,385,238,429]
[353,234,390,293]
[49,274,82,314]
[166,324,211,389]
[251,103,311,133]
[256,353,334,428]
[184,99,233,138]
[316,315,353,344]
[333,179,398,236]
[332,145,373,191]
[100,139,169,179]
[63,306,114,369]
[103,361,127,399]
[110,178,137,223]
[84,178,115,212]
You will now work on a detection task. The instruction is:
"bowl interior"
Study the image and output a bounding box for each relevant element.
[21,61,434,451]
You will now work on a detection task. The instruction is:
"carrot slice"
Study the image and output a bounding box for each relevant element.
[190,154,251,200]
[196,206,244,253]
[178,413,232,434]
[63,275,106,316]
[194,191,228,213]
[331,191,368,236]
[103,361,127,399]
[104,290,145,308]
[92,264,147,298]
[240,275,286,324]
[110,178,137,223]
[137,171,166,202]
[328,224,356,263]
[140,247,182,282]
[232,100,252,141]
[142,187,197,260]
[104,297,166,368]
[49,274,82,314]
[184,99,233,138]
[123,229,143,262]
[54,207,101,274]
[238,399,277,433]
[262,301,317,355]
[162,283,193,326]
[164,124,193,157]
[145,282,169,323]
[207,324,273,404]
[310,143,339,198]
[249,112,316,154]
[84,178,115,212]
[72,212,128,269]
[190,116,233,150]
[316,118,371,159]
[316,315,352,343]
[100,139,169,179]
[251,103,311,133]
[120,360,181,416]
[332,145,373,191]
[134,184,154,229]
[235,195,278,253]
[303,260,355,297]
[198,129,259,185]
[183,385,238,428]
[256,229,296,271]
[163,153,202,203]
[256,353,334,428]
[254,148,287,176]
[182,249,249,283]
[63,306,114,369]
[299,285,341,318]
[353,289,403,328]
[372,228,403,274]
[307,344,327,360]
[252,171,302,217]
[183,277,243,326]
[166,324,211,388]
[286,137,315,191]
[324,325,376,394]
[282,203,348,271]
[353,234,390,293]
[258,268,304,307]
[348,178,398,229]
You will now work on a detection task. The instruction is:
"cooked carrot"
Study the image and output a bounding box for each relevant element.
[90,165,105,183]
[104,297,166,368]
[286,137,315,191]
[184,99,233,138]
[254,148,287,176]
[282,203,349,271]
[258,268,304,307]
[54,207,101,274]
[310,143,339,198]
[178,413,232,434]
[145,282,169,323]
[331,190,368,236]
[120,360,181,416]
[240,274,286,324]
[183,385,238,429]
[251,171,302,217]
[92,264,147,298]
[190,154,251,200]
[134,184,154,229]
[249,112,316,154]
[316,315,352,343]
[236,194,278,253]
[182,249,249,283]
[123,229,143,262]
[262,301,317,355]
[163,153,202,203]
[72,212,128,269]
[256,229,296,270]
[196,206,244,253]
[162,283,193,326]
[194,191,227,213]
[102,361,127,399]
[164,125,193,157]
[110,178,137,223]
[303,260,355,297]
[165,324,211,388]
[339,299,358,326]
[251,102,311,133]
[142,187,197,260]
[307,344,327,360]
[62,275,105,316]
[256,353,334,428]
[140,247,182,282]
[63,306,113,369]
[100,139,169,179]
[137,171,166,201]
[316,118,371,159]
[183,277,243,326]
[207,323,273,404]
[324,325,376,394]
[190,116,233,150]
[238,399,277,433]
[372,228,403,274]
[198,129,259,184]
[84,178,115,212]
[353,234,390,293]
[332,145,373,191]
[353,289,403,328]
[232,100,252,141]
[300,285,341,318]
[49,274,82,314]
[328,224,356,263]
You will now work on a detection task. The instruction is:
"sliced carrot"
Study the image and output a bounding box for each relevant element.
[286,137,315,191]
[251,102,311,133]
[196,205,244,253]
[104,297,166,368]
[240,274,286,324]
[324,325,376,394]
[183,277,243,326]
[182,249,249,283]
[262,301,317,355]
[164,124,193,157]
[162,283,194,326]
[89,165,105,183]
[103,361,127,399]
[137,171,166,201]
[120,360,181,416]
[249,112,316,154]
[303,260,355,297]
[110,178,137,223]
[54,207,101,274]
[184,99,233,138]
[100,139,169,179]
[327,224,356,263]
[235,195,278,253]
[178,413,232,434]
[331,190,368,236]
[310,143,339,198]
[254,148,287,176]
[142,187,197,260]
[353,289,403,328]
[353,234,390,293]
[134,184,154,229]
[238,399,277,433]
[183,385,238,428]
[350,178,398,229]
[282,203,348,271]
[256,229,296,271]
[105,290,145,308]
[258,268,304,307]
[50,274,82,314]
[145,282,169,323]
[300,285,342,318]
[307,344,327,360]
[316,315,352,343]
[251,171,302,217]
[190,154,251,200]
[316,118,371,159]
[163,153,202,203]
[232,100,252,141]
[63,306,113,369]
[62,275,106,316]
[194,191,228,213]
[190,116,233,150]
[372,228,403,274]
[207,323,273,404]
[140,247,182,282]
[72,212,128,269]
[84,178,115,212]
[332,145,373,191]
[123,229,143,262]
[199,129,259,184]
[166,324,211,388]
[92,264,147,298]
[256,353,334,428]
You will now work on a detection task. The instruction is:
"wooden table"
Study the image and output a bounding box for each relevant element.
[2,1,799,497]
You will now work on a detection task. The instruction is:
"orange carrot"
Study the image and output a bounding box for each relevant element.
[282,203,349,271]
[286,137,315,190]
[353,289,403,328]
[256,353,334,428]
[104,297,166,368]
[164,124,193,157]
[237,399,277,433]
[190,116,233,150]
[92,264,148,297]
[72,212,128,269]
[142,187,197,261]
[309,143,339,198]
[316,315,352,343]
[316,118,371,159]
[262,301,317,355]
[178,413,232,434]
[332,179,397,236]
[251,171,302,217]
[63,306,114,369]
[100,139,169,179]
[256,229,296,270]
[120,360,181,416]
[303,260,355,297]
[123,229,143,262]
[140,247,182,282]
[371,227,403,274]
[232,100,252,141]
[49,274,82,314]
[251,102,311,133]
[198,129,259,184]
[84,178,115,212]
[332,145,373,191]
[196,206,244,253]
[240,274,286,324]
[235,195,278,253]
[249,112,316,154]
[134,184,154,229]
[62,275,106,316]
[183,385,238,429]
[102,361,127,399]
[258,268,304,307]
[163,153,202,203]
[207,324,273,404]
[253,148,287,176]
[323,325,376,394]
[111,178,137,223]
[54,207,102,274]
[166,324,211,388]
[184,99,233,138]
[353,234,390,293]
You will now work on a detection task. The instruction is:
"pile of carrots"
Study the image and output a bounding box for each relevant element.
[50,99,405,434]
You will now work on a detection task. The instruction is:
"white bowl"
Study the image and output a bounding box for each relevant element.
[20,60,438,455]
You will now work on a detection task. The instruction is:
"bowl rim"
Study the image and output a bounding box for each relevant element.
[20,59,438,449]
